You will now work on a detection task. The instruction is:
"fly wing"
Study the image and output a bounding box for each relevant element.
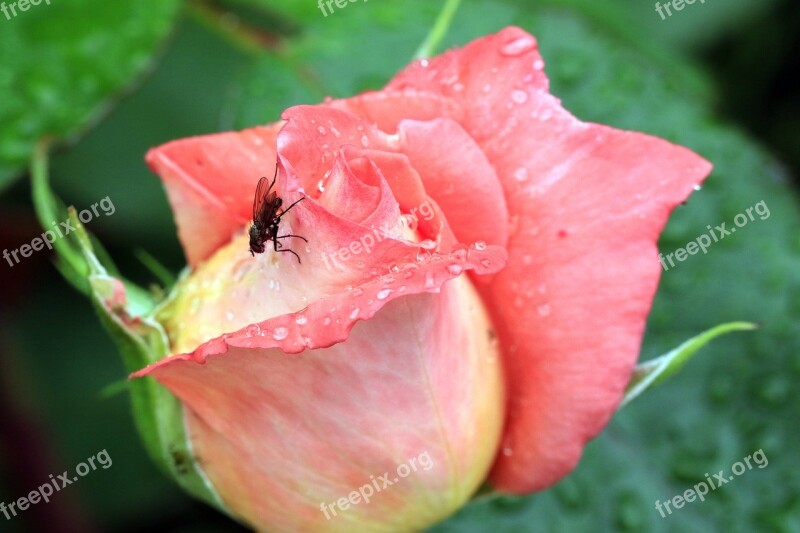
[252,176,272,221]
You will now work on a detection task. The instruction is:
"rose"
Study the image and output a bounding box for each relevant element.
[134,26,710,531]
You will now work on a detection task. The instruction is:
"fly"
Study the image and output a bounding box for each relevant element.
[248,167,307,263]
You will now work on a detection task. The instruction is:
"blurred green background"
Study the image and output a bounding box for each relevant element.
[1,0,798,531]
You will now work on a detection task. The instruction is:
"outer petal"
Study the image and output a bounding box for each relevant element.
[145,123,283,266]
[141,276,505,532]
[388,26,713,491]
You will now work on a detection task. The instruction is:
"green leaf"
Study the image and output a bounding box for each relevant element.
[620,322,758,408]
[0,0,182,190]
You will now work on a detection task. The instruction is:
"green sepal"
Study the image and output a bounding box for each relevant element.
[30,143,225,514]
[620,322,758,408]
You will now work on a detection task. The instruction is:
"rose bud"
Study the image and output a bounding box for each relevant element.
[84,26,711,531]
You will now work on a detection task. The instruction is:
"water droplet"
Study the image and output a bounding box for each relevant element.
[533,59,545,70]
[537,304,551,316]
[447,264,464,276]
[272,327,289,340]
[693,184,702,191]
[424,273,436,289]
[360,135,369,147]
[540,109,553,121]
[323,316,332,326]
[225,311,235,321]
[500,35,537,56]
[233,261,252,282]
[450,245,467,260]
[353,287,364,296]
[398,285,406,292]
[349,307,360,319]
[482,84,492,93]
[419,239,437,250]
[317,179,326,193]
[511,90,528,104]
[481,259,492,268]
[295,314,307,325]
[246,324,261,335]
[377,288,393,300]
[419,58,430,67]
[330,126,341,138]
[317,126,326,135]
[472,240,487,251]
[452,82,464,92]
[514,167,529,182]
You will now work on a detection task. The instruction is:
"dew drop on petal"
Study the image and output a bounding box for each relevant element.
[376,288,393,300]
[361,135,369,147]
[447,263,464,276]
[453,82,464,92]
[481,259,492,268]
[514,167,529,182]
[295,314,308,325]
[272,327,289,341]
[511,90,528,104]
[693,184,702,191]
[482,84,492,93]
[317,126,326,135]
[451,247,468,262]
[419,239,437,250]
[538,303,551,317]
[353,287,364,296]
[424,273,436,289]
[533,59,545,70]
[540,109,553,121]
[349,308,360,319]
[500,35,537,56]
[225,311,235,322]
[323,316,332,326]
[472,240,487,251]
[330,126,341,138]
[247,324,261,335]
